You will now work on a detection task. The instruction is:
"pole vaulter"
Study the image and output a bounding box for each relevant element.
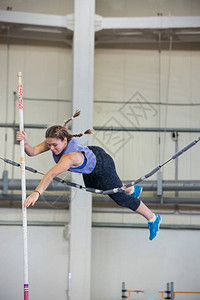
[0,105,200,241]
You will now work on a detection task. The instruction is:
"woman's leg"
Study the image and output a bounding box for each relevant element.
[84,147,161,240]
[85,147,152,218]
[136,201,154,221]
[123,185,153,220]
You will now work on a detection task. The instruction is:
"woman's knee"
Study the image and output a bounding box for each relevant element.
[110,194,141,211]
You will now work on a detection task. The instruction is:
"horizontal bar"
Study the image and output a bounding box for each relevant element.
[1,194,200,204]
[0,179,69,191]
[93,197,200,205]
[94,126,200,133]
[174,291,200,294]
[0,123,48,129]
[159,291,200,295]
[92,222,200,230]
[1,179,200,191]
[1,123,200,133]
[0,221,67,226]
[1,221,200,230]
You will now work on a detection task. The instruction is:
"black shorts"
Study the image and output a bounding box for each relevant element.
[82,146,140,211]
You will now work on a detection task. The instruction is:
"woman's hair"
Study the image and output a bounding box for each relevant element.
[45,109,93,142]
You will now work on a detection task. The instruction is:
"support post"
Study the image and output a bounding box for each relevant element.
[2,170,8,195]
[157,171,163,197]
[165,282,171,300]
[122,282,127,299]
[170,282,174,300]
[69,0,95,300]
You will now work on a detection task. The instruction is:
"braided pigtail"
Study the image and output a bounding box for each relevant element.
[71,129,93,139]
[63,109,81,127]
[84,129,93,135]
[45,110,93,142]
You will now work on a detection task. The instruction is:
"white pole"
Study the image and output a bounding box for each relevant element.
[17,72,29,300]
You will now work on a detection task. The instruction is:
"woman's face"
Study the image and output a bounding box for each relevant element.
[46,137,67,155]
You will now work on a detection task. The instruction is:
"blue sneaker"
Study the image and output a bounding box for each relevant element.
[131,186,143,199]
[148,214,162,241]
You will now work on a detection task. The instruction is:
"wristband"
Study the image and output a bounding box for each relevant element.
[34,190,41,196]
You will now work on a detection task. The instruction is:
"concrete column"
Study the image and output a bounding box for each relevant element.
[69,1,95,300]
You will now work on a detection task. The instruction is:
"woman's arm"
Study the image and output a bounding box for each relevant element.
[16,130,49,156]
[24,152,78,207]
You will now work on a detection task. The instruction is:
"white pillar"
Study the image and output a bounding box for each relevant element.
[69,1,95,300]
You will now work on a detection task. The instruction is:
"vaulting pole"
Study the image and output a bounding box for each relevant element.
[17,72,29,300]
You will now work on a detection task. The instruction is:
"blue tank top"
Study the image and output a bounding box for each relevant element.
[52,138,96,174]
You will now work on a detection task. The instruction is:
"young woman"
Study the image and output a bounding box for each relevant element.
[17,110,162,241]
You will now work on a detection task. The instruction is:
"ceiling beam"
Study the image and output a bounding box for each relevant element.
[98,16,200,30]
[0,10,73,30]
[0,11,200,33]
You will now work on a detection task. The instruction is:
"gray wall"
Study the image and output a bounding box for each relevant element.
[91,227,200,300]
[0,224,200,300]
[0,225,69,300]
